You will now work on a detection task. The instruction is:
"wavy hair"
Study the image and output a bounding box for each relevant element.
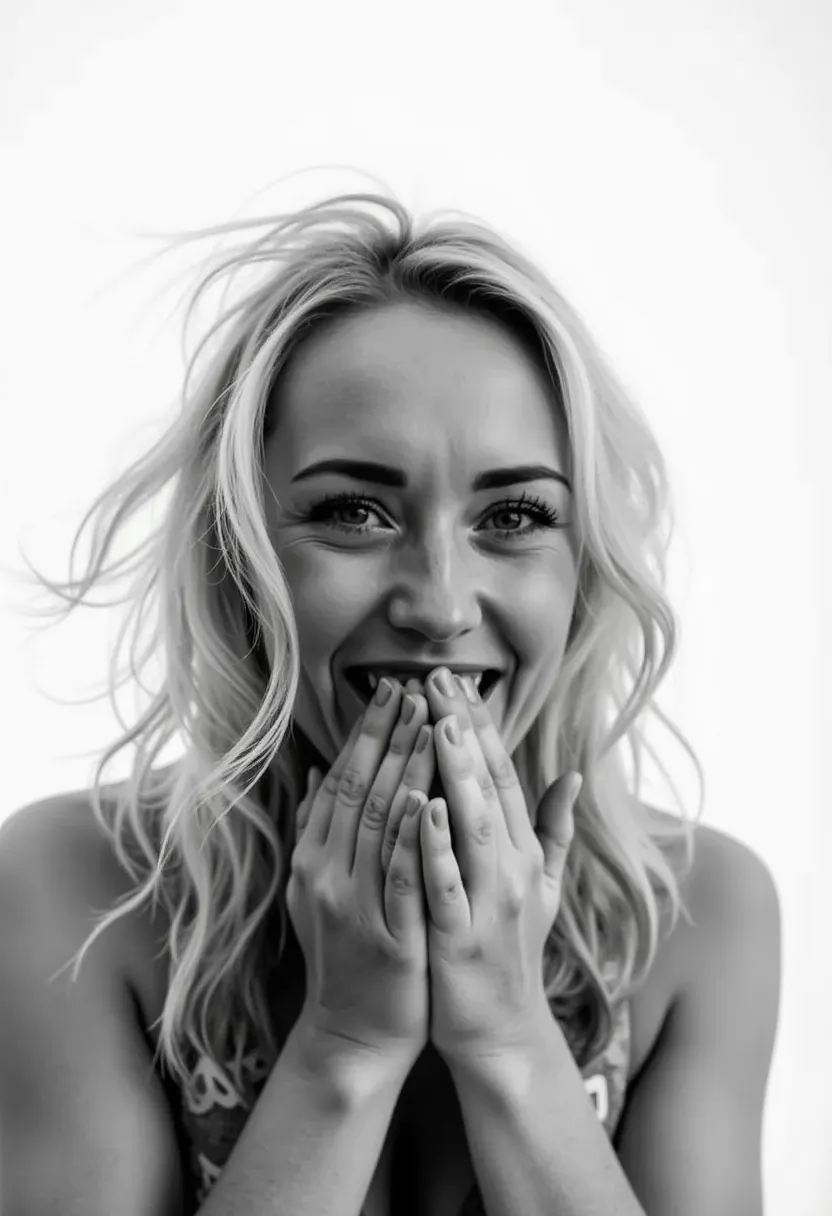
[22,179,704,1103]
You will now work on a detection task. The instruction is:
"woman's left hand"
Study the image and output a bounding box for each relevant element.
[419,668,582,1065]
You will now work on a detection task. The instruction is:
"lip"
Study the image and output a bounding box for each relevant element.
[341,664,506,708]
[344,660,504,676]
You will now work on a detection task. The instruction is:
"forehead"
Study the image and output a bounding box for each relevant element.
[270,302,568,473]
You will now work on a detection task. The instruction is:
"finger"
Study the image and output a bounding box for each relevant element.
[384,790,428,937]
[433,715,498,903]
[326,678,404,867]
[397,678,438,800]
[455,674,533,851]
[355,690,430,880]
[380,720,436,877]
[425,671,511,855]
[302,715,364,847]
[419,797,469,932]
[451,677,512,853]
[294,765,324,845]
[538,775,580,887]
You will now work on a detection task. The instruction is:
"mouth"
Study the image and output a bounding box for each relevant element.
[343,667,503,707]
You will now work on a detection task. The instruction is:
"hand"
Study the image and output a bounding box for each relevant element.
[286,678,436,1072]
[417,667,582,1064]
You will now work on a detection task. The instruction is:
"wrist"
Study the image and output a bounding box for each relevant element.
[436,996,555,1076]
[291,1016,419,1101]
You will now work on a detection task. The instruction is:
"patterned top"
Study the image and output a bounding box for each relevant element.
[173,978,632,1214]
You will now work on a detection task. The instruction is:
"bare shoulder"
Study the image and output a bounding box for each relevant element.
[0,787,126,928]
[0,783,171,1014]
[615,819,781,1210]
[677,820,782,1080]
[642,808,780,967]
[0,786,184,1214]
[678,818,781,973]
[627,812,781,1083]
[1,784,129,887]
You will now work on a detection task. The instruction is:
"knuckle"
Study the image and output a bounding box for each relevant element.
[362,792,388,828]
[478,772,497,800]
[322,770,341,798]
[436,877,461,905]
[502,879,525,914]
[493,757,516,788]
[387,864,417,895]
[290,851,312,880]
[339,768,370,804]
[472,815,494,845]
[312,876,343,919]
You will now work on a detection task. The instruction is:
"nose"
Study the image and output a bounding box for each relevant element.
[386,524,483,641]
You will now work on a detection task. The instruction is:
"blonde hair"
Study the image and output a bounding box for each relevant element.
[24,180,703,1102]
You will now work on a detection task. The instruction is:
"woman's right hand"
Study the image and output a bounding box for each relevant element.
[286,678,437,1071]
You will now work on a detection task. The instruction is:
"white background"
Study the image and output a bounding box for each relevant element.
[1,1,829,1211]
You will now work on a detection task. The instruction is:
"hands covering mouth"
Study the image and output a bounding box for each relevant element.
[344,665,503,707]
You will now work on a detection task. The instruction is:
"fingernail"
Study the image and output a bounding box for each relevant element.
[401,694,416,724]
[444,715,461,746]
[415,724,431,753]
[375,677,393,706]
[460,675,478,704]
[406,790,424,817]
[433,668,455,696]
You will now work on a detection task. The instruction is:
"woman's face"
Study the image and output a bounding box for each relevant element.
[261,300,580,768]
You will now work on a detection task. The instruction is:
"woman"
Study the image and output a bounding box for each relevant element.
[0,189,780,1215]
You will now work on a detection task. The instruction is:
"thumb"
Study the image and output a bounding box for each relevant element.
[536,773,581,873]
[295,767,322,842]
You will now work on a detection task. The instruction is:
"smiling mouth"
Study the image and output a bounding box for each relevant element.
[344,668,502,706]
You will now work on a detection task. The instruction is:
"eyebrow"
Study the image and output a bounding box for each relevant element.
[290,458,572,493]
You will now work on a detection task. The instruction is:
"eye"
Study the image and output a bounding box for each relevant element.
[303,491,385,533]
[482,493,562,536]
[301,490,563,539]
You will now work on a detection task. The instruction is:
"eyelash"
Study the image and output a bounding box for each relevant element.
[303,490,562,539]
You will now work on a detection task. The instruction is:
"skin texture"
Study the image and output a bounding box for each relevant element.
[260,299,581,774]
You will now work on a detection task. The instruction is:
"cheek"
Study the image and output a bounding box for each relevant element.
[510,568,576,661]
[276,552,376,756]
[280,549,374,667]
